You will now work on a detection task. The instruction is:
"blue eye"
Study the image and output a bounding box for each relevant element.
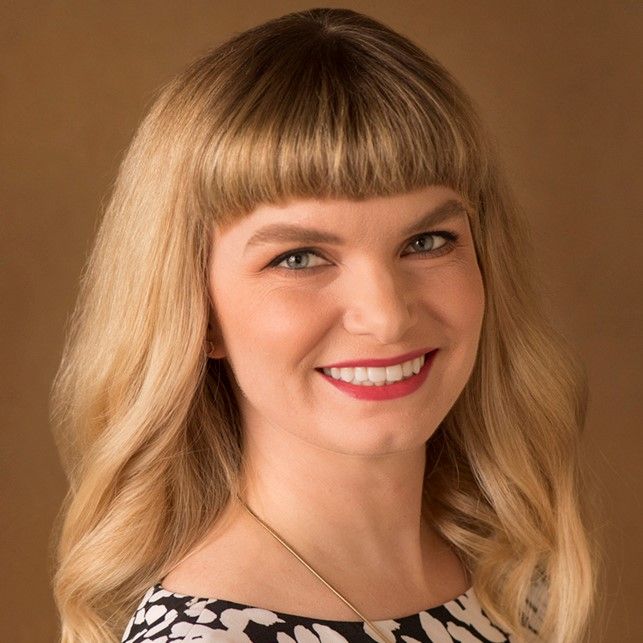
[272,250,328,271]
[405,231,458,255]
[267,230,460,275]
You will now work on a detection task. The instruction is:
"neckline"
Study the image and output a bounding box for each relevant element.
[153,582,476,625]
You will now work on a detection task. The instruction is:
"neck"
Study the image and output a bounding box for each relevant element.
[238,417,433,588]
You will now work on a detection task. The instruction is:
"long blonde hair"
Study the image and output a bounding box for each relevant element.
[50,8,600,642]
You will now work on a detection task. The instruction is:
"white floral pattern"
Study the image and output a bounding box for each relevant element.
[121,579,546,642]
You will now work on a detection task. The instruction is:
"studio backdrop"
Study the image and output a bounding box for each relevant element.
[1,2,640,641]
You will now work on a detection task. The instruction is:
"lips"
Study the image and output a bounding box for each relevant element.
[317,349,437,401]
[317,346,434,369]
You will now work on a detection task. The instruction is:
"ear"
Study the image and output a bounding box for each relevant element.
[205,321,227,359]
[205,341,227,359]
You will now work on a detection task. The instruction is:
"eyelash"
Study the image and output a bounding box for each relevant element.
[267,230,460,276]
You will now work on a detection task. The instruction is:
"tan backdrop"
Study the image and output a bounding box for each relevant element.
[1,1,640,641]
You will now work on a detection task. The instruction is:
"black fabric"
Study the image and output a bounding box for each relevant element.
[120,581,543,642]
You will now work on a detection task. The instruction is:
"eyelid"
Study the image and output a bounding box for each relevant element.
[266,229,460,275]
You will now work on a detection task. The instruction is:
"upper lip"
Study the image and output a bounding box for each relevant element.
[317,347,436,369]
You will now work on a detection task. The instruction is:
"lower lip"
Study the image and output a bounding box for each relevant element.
[316,350,437,401]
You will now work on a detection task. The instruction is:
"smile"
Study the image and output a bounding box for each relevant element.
[316,350,437,401]
[321,353,425,386]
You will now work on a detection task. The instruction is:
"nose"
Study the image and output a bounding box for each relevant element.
[342,263,416,344]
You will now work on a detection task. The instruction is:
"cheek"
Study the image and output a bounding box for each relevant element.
[428,261,485,361]
[455,270,485,335]
[459,280,485,383]
[214,281,328,366]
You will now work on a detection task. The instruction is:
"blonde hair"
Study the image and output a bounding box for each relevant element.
[50,8,601,642]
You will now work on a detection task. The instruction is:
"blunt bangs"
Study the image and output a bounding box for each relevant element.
[175,12,490,225]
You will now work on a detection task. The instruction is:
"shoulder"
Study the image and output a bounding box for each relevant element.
[120,584,219,642]
[521,574,550,639]
[119,583,347,643]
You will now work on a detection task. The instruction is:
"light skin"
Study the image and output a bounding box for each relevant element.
[163,185,485,619]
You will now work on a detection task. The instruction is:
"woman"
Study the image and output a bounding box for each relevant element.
[50,8,599,643]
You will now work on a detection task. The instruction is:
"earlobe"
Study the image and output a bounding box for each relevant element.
[205,320,227,359]
[205,339,226,359]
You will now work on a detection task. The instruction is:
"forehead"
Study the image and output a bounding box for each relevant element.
[213,185,471,247]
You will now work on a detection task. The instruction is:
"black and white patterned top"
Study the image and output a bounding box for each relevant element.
[121,579,546,642]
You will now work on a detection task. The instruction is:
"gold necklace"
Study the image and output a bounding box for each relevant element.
[236,494,394,643]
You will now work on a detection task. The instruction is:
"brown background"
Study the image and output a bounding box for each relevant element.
[1,1,641,641]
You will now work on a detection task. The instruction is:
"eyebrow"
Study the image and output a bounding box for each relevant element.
[243,198,469,253]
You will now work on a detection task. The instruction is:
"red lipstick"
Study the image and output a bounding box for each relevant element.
[317,349,438,401]
[319,347,433,369]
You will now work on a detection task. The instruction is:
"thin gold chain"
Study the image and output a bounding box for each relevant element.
[236,494,394,643]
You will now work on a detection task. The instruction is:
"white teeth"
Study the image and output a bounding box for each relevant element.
[367,366,386,383]
[402,360,414,377]
[353,367,368,382]
[321,353,427,386]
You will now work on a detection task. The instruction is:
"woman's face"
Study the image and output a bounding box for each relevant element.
[207,185,485,455]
